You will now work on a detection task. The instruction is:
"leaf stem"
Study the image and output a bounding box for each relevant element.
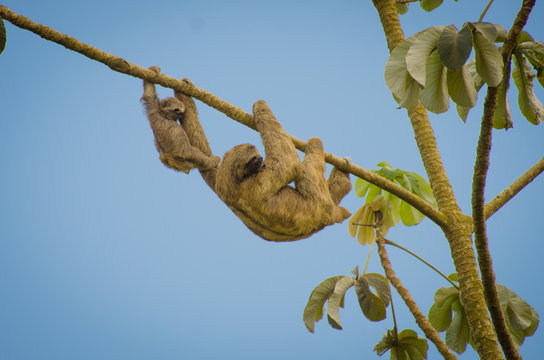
[389,289,400,344]
[478,0,495,22]
[362,242,375,274]
[384,239,459,289]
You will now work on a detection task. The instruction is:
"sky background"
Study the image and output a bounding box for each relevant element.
[1,1,543,359]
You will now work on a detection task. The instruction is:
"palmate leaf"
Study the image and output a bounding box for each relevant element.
[447,64,477,108]
[429,282,540,353]
[303,276,344,333]
[456,59,484,121]
[471,25,503,87]
[517,41,544,88]
[374,329,429,360]
[354,274,388,322]
[437,24,472,71]
[497,284,540,347]
[470,22,499,42]
[406,26,445,87]
[0,17,6,55]
[327,276,355,330]
[385,39,416,102]
[512,53,544,125]
[428,287,459,331]
[446,300,471,354]
[351,163,436,237]
[419,50,449,113]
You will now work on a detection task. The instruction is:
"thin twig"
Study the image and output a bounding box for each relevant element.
[471,2,536,360]
[0,4,448,227]
[478,0,495,22]
[485,156,544,219]
[376,226,457,360]
[384,239,459,289]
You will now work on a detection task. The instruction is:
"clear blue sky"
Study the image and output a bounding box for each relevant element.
[1,1,543,359]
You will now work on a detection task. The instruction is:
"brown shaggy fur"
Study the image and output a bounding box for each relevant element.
[214,100,351,241]
[141,66,220,173]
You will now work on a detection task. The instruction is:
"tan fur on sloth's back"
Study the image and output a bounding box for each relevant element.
[214,100,351,241]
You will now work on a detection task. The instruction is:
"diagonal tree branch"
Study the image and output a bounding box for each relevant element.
[485,156,544,219]
[0,4,448,227]
[375,227,457,360]
[471,1,536,359]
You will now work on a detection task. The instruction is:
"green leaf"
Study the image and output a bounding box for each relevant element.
[364,273,391,306]
[303,276,344,333]
[497,284,540,347]
[374,329,428,360]
[493,73,513,129]
[326,276,355,330]
[456,105,470,122]
[512,53,544,125]
[420,0,443,12]
[494,24,509,43]
[378,164,401,181]
[403,171,436,207]
[470,22,498,42]
[471,26,503,86]
[396,2,409,15]
[385,39,416,102]
[518,41,544,88]
[354,275,387,322]
[446,300,471,354]
[400,199,424,226]
[428,287,459,331]
[406,26,445,86]
[398,329,429,360]
[398,78,420,110]
[447,64,477,108]
[354,177,371,197]
[455,59,485,121]
[0,17,6,55]
[419,50,449,113]
[437,24,473,71]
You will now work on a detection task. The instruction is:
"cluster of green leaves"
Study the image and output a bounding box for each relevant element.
[429,275,540,354]
[396,0,452,15]
[349,162,436,245]
[374,329,429,360]
[385,22,544,128]
[0,17,6,55]
[303,270,390,332]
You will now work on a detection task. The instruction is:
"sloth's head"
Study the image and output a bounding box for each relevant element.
[222,144,264,183]
[159,97,186,121]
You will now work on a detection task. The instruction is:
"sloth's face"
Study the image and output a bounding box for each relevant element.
[160,98,186,121]
[223,144,264,182]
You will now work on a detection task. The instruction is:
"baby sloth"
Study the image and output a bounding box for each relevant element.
[215,100,352,241]
[141,66,220,173]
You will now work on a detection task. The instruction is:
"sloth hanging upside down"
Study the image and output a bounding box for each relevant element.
[142,68,352,241]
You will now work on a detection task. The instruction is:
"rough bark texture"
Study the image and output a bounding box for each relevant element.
[371,1,504,359]
[471,2,536,359]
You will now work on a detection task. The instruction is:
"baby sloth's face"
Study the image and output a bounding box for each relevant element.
[160,98,186,121]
